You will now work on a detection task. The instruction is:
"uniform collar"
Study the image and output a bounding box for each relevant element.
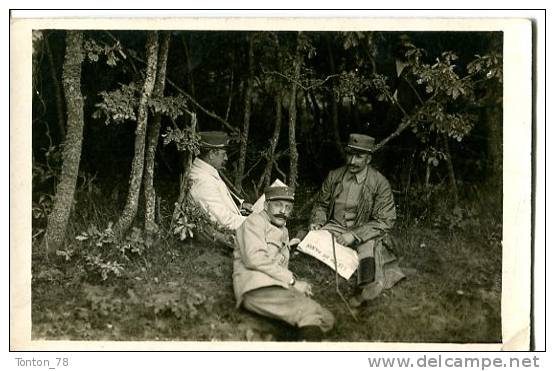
[354,168,367,184]
[345,167,367,184]
[193,157,220,179]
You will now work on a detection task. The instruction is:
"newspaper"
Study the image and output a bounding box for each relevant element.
[297,230,359,280]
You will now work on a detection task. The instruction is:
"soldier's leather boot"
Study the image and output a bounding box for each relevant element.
[349,281,384,308]
[357,257,375,286]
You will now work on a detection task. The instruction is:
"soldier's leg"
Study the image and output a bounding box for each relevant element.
[242,286,335,333]
[322,224,376,287]
[356,239,376,286]
[351,239,406,306]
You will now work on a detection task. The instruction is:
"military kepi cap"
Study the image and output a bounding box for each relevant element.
[346,133,375,153]
[199,131,229,148]
[264,186,295,201]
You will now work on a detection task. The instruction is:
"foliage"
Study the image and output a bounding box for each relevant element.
[145,287,213,320]
[83,284,126,317]
[73,223,150,281]
[149,94,190,120]
[93,82,139,124]
[171,195,233,245]
[83,37,126,67]
[32,194,53,242]
[360,43,501,189]
[93,82,191,126]
[420,146,447,168]
[32,148,62,242]
[466,53,503,83]
[334,70,372,101]
[162,125,200,154]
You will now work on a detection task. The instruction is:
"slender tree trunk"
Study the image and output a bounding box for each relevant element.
[258,93,283,192]
[351,99,360,131]
[115,32,159,235]
[144,32,170,237]
[182,34,196,107]
[45,35,66,140]
[442,134,459,206]
[288,33,302,191]
[425,160,432,204]
[45,31,85,251]
[235,33,254,190]
[326,35,344,160]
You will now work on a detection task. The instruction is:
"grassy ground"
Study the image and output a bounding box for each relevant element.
[31,184,502,343]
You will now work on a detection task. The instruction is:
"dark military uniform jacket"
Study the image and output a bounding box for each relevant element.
[310,165,396,243]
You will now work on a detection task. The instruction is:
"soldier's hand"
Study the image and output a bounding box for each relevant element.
[337,232,356,247]
[293,280,313,297]
[241,202,253,215]
[309,223,322,231]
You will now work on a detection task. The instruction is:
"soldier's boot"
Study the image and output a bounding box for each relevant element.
[357,257,375,287]
[350,257,383,307]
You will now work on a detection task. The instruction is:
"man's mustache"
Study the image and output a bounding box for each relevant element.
[272,213,288,220]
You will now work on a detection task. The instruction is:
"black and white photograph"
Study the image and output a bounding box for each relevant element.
[10,15,535,350]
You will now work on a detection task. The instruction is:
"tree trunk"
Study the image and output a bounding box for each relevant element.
[115,32,159,235]
[425,160,432,204]
[182,34,196,108]
[258,93,282,192]
[45,31,85,251]
[144,32,170,237]
[351,99,360,131]
[326,35,345,160]
[442,134,459,206]
[235,33,254,190]
[288,33,302,191]
[45,35,66,140]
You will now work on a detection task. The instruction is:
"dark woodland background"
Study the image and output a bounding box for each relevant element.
[31,30,503,342]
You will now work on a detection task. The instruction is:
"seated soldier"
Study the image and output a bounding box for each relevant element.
[309,133,405,307]
[188,131,252,233]
[233,186,335,341]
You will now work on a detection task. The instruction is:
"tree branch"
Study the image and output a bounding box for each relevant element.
[262,69,341,91]
[104,31,237,133]
[273,160,287,182]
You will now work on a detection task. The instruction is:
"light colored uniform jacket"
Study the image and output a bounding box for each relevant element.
[233,210,295,307]
[188,158,246,231]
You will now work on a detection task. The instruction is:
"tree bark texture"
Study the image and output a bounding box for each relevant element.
[45,31,85,251]
[144,32,170,236]
[258,93,282,192]
[115,31,159,235]
[235,34,255,190]
[287,33,301,191]
[326,34,345,160]
[442,134,459,206]
[181,34,196,110]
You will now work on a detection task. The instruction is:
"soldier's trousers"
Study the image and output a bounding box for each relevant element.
[242,286,335,332]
